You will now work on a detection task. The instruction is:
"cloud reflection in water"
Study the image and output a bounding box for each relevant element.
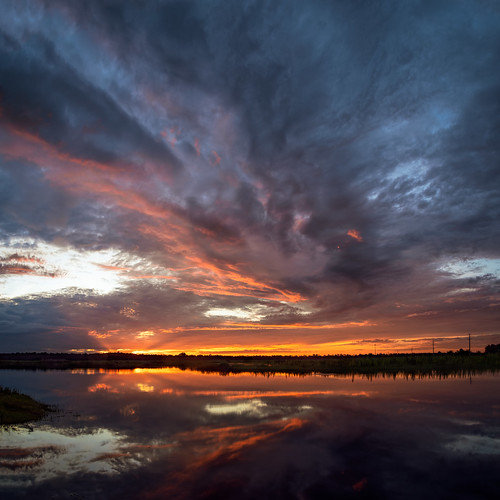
[0,369,499,499]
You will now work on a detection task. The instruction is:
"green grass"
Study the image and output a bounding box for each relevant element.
[0,386,49,425]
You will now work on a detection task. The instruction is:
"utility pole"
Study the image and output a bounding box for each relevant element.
[432,339,434,354]
[469,333,471,354]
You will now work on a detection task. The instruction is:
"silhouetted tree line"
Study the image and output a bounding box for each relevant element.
[485,344,500,353]
[0,347,499,361]
[0,352,168,361]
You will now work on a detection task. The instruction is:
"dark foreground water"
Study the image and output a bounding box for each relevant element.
[0,369,499,500]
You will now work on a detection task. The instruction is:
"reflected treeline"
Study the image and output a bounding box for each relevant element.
[0,351,499,377]
[339,369,496,381]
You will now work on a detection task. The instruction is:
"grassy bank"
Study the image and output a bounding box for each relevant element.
[0,387,49,425]
[0,351,499,376]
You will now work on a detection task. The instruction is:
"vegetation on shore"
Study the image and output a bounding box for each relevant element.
[0,350,499,377]
[0,387,49,425]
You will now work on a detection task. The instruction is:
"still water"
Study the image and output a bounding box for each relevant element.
[1,369,499,499]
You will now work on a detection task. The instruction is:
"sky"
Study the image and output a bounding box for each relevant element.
[1,0,499,355]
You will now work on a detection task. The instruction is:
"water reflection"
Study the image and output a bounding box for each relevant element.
[1,369,499,499]
[0,427,127,484]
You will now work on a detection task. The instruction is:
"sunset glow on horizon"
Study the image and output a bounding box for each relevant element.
[1,1,499,355]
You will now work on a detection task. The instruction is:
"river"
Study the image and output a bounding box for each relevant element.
[1,368,499,499]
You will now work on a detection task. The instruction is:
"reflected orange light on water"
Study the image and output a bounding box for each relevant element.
[148,416,307,498]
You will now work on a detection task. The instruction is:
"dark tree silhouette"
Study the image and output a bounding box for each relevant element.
[485,344,500,353]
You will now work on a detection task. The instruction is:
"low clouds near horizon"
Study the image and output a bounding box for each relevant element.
[1,0,499,354]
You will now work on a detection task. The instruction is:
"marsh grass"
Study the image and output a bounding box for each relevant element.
[0,351,499,377]
[0,386,49,425]
[174,352,500,377]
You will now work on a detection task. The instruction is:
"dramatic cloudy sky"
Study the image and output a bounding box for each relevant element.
[1,0,499,354]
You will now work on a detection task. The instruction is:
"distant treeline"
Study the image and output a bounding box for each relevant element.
[0,350,499,376]
[0,352,168,361]
[485,343,500,353]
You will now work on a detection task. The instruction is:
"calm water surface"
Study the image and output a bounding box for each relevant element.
[1,369,499,499]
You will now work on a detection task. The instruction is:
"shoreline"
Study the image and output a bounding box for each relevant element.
[0,387,50,426]
[1,352,499,376]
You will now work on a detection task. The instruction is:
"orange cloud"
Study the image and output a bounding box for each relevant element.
[3,253,44,265]
[97,264,131,271]
[88,330,112,339]
[4,124,124,174]
[159,320,373,334]
[347,229,363,242]
[0,265,36,275]
[0,123,307,307]
[210,150,221,166]
[136,224,305,303]
[2,124,308,306]
[177,256,304,303]
[0,263,58,278]
[1,124,177,222]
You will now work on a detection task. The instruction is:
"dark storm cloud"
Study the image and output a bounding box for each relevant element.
[0,0,499,350]
[190,0,500,308]
[0,158,156,260]
[0,296,98,351]
[0,22,181,175]
[0,159,75,238]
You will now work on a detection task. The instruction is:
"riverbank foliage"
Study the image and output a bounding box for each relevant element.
[0,387,49,425]
[0,351,499,377]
